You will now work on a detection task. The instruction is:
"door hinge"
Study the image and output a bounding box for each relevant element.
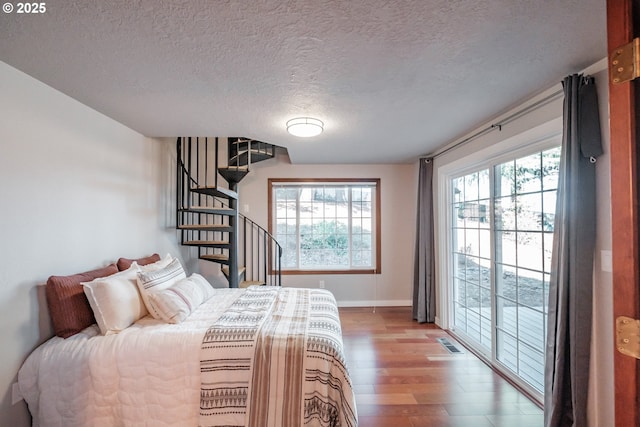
[611,38,640,84]
[616,316,640,358]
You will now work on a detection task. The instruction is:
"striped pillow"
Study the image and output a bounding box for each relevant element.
[136,258,186,318]
[147,274,215,323]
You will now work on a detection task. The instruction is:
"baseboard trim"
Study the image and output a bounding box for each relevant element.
[435,316,442,328]
[336,299,412,308]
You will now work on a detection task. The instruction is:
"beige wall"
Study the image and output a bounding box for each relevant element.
[237,157,418,306]
[0,62,182,427]
[431,62,613,425]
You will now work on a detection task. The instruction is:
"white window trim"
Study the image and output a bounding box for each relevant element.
[269,179,381,274]
[435,117,562,329]
[434,117,562,403]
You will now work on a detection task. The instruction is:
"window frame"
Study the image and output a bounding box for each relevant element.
[268,178,381,275]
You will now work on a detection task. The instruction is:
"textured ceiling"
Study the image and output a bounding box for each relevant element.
[0,0,606,164]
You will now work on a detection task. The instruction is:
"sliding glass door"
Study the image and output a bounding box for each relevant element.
[449,145,560,398]
[452,169,492,353]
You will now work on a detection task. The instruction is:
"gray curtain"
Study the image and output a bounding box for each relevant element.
[544,74,603,427]
[413,158,436,323]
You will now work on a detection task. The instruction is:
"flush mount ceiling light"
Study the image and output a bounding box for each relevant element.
[286,117,324,137]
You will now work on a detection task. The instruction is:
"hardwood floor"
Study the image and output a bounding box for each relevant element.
[339,306,543,427]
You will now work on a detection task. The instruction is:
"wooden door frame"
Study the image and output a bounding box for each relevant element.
[607,1,640,425]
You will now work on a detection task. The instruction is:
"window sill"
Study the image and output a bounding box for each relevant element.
[280,269,380,275]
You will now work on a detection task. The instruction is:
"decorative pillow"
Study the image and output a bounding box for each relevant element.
[46,263,119,338]
[136,258,186,318]
[146,274,215,323]
[116,253,161,271]
[82,263,148,335]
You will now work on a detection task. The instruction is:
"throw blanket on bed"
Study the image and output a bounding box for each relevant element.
[199,286,357,427]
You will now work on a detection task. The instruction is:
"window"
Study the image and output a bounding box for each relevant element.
[493,149,559,392]
[268,178,380,274]
[448,143,560,400]
[452,169,492,352]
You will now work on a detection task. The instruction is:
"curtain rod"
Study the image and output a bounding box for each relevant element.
[429,87,564,160]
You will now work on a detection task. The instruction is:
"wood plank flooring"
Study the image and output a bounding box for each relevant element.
[339,306,543,427]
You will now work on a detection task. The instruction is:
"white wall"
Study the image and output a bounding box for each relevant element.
[587,67,614,427]
[431,62,613,425]
[0,62,182,427]
[237,155,418,306]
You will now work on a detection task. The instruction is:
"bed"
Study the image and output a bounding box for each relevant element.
[18,255,357,427]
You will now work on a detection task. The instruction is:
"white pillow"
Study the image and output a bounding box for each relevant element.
[147,273,215,323]
[82,263,147,335]
[136,257,186,318]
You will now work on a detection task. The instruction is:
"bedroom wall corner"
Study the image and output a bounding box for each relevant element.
[0,61,180,427]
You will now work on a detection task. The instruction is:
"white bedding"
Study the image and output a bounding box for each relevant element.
[18,288,245,427]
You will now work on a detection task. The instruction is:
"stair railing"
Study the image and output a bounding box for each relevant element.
[177,137,234,284]
[239,214,282,286]
[176,137,282,286]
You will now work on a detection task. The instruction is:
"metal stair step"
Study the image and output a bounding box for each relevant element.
[218,167,250,184]
[200,253,229,264]
[219,166,248,172]
[179,206,235,216]
[178,224,233,232]
[182,240,229,248]
[191,186,238,200]
[239,280,266,288]
[221,266,246,278]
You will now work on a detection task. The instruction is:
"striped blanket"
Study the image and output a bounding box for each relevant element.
[199,286,357,427]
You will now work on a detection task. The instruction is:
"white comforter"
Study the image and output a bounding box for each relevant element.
[18,288,245,427]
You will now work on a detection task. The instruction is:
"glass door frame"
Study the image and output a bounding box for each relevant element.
[436,130,562,405]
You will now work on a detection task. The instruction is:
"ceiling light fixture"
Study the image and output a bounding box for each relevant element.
[286,117,324,137]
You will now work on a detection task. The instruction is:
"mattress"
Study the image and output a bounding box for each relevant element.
[18,287,357,427]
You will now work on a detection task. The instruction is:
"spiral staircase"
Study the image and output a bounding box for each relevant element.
[176,137,282,288]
